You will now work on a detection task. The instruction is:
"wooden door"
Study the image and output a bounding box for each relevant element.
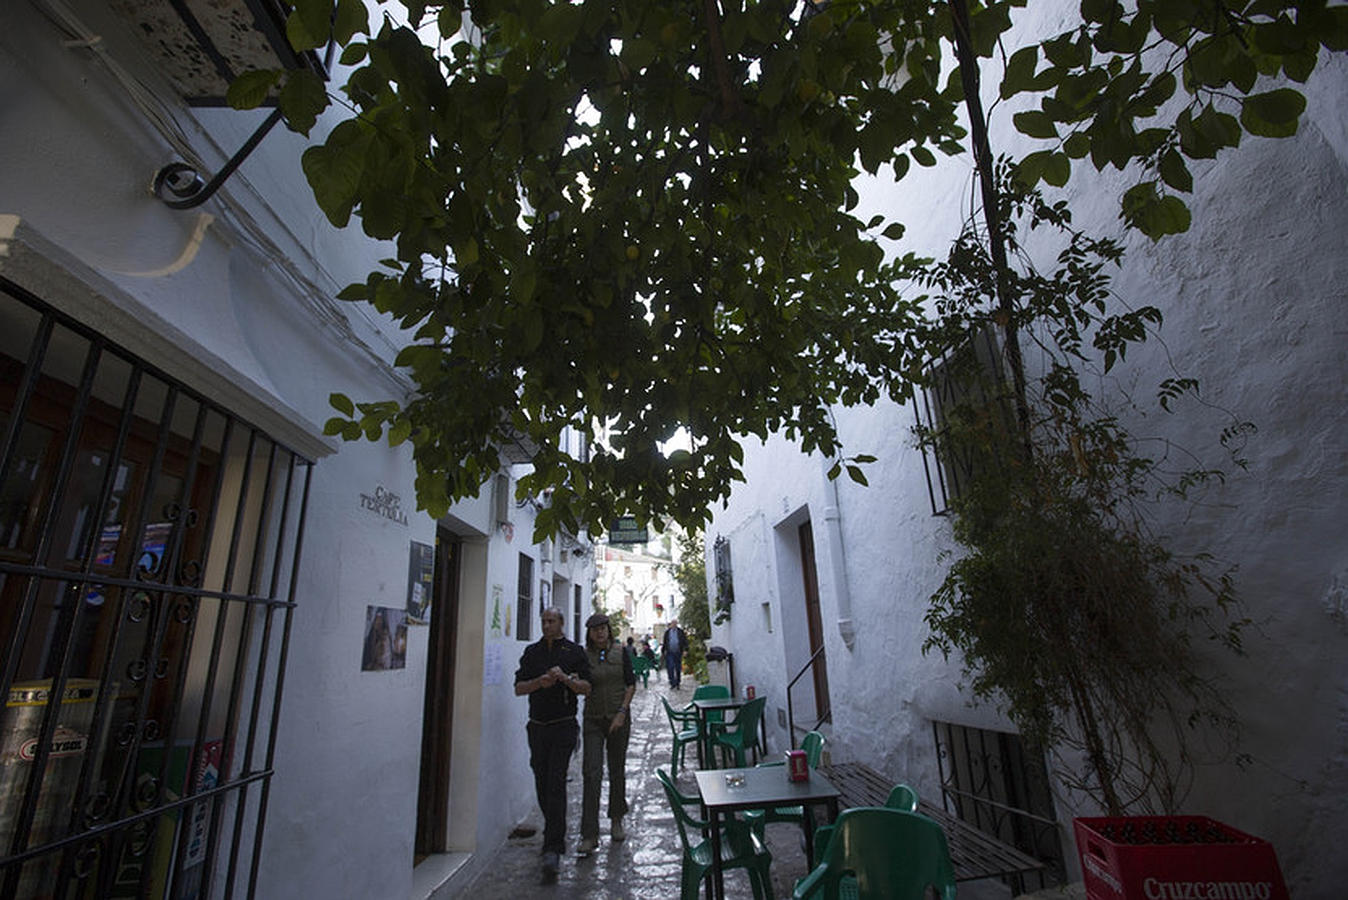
[798,520,830,724]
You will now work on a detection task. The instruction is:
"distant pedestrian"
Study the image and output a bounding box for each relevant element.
[661,619,688,689]
[578,613,636,854]
[514,607,591,882]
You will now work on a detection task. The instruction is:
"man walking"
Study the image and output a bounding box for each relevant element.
[515,607,591,882]
[661,619,688,689]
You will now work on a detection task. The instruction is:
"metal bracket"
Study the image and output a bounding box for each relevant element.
[152,106,284,210]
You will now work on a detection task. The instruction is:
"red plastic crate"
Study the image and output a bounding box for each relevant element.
[1074,816,1288,900]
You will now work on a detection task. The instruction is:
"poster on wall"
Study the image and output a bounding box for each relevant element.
[406,540,434,625]
[483,642,502,685]
[490,584,504,639]
[361,606,408,671]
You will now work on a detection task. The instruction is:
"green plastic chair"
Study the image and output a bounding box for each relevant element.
[812,781,922,866]
[657,768,775,900]
[885,783,919,813]
[746,731,826,843]
[692,684,731,724]
[792,808,956,900]
[692,683,732,764]
[713,695,767,768]
[633,654,651,688]
[661,695,702,773]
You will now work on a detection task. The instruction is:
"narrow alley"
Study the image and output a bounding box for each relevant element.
[458,678,812,898]
[456,677,1028,899]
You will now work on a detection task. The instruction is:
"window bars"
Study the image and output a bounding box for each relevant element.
[932,720,1065,888]
[0,278,313,899]
[515,554,534,641]
[712,536,734,623]
[913,323,1020,516]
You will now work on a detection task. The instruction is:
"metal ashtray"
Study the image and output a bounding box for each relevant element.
[724,773,746,788]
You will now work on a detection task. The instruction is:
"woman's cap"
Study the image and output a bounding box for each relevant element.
[585,613,610,628]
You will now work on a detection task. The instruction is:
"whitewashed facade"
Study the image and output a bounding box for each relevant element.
[0,2,592,898]
[704,8,1348,899]
[595,535,680,641]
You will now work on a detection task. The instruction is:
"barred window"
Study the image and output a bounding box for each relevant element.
[0,278,312,899]
[933,721,1065,885]
[914,324,1019,515]
[515,554,533,641]
[712,536,734,623]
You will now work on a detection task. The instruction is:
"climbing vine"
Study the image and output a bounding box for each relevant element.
[916,168,1252,814]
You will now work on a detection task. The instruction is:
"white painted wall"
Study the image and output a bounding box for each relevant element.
[707,5,1348,897]
[0,3,595,898]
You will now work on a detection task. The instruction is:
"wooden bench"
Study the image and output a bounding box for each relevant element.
[817,761,1047,889]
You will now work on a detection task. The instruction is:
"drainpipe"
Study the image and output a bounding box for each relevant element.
[821,456,856,651]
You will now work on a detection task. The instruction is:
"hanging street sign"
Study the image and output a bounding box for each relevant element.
[607,516,648,544]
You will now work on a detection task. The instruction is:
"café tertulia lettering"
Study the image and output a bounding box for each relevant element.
[360,486,409,526]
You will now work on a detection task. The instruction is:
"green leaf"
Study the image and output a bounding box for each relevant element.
[278,69,329,136]
[336,282,367,301]
[1080,0,1118,24]
[286,5,328,52]
[330,392,355,417]
[1063,131,1091,158]
[455,237,479,267]
[1042,152,1071,187]
[339,43,368,65]
[1190,106,1242,154]
[226,69,281,110]
[1240,88,1306,138]
[882,223,906,240]
[333,0,369,45]
[1000,46,1039,99]
[1121,182,1192,239]
[1015,149,1053,187]
[301,121,372,227]
[1158,149,1192,193]
[388,418,413,447]
[1013,110,1058,139]
[846,465,868,486]
[438,5,463,38]
[911,145,936,167]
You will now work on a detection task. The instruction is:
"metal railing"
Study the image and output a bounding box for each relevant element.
[785,644,830,744]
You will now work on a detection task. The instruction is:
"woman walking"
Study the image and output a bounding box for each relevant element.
[577,613,636,854]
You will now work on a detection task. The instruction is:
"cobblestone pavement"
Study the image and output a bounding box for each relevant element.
[459,678,815,899]
[458,678,1021,900]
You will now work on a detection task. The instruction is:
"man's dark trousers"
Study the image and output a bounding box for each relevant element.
[528,719,579,854]
[665,651,683,688]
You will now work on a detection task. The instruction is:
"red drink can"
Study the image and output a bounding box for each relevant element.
[787,749,809,782]
[745,685,755,699]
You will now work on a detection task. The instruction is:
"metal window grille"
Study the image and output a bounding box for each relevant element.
[712,536,733,619]
[933,720,1065,888]
[0,278,312,899]
[515,555,533,641]
[914,324,1018,515]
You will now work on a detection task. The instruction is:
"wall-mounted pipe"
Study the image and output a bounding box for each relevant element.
[820,455,855,651]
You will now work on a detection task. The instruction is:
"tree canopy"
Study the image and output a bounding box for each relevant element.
[232,0,1348,539]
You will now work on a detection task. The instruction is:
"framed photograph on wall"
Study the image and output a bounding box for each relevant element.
[406,540,434,625]
[361,606,408,671]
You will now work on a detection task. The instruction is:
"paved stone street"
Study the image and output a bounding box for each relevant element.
[459,677,816,899]
[456,676,1026,899]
